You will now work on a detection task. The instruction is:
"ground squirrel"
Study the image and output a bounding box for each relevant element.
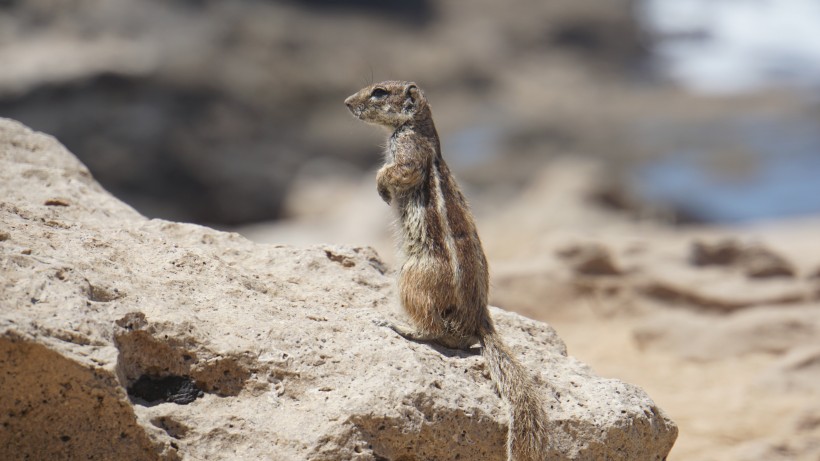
[345,81,549,460]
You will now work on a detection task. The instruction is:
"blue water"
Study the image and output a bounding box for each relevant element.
[632,1,820,223]
[633,116,820,223]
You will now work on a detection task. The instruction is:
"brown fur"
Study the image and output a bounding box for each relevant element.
[345,81,550,460]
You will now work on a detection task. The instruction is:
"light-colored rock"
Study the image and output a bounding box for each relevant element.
[0,118,676,460]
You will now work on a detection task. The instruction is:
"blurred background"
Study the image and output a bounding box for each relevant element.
[2,0,818,227]
[2,1,819,460]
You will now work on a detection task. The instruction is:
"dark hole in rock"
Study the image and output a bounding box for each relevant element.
[127,375,203,405]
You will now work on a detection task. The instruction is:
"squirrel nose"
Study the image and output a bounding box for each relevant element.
[344,95,356,108]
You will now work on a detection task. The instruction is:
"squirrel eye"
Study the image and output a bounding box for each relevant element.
[370,88,389,98]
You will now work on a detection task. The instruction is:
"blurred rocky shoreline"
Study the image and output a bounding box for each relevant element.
[2,0,813,226]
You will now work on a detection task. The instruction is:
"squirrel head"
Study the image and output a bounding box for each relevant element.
[344,81,428,129]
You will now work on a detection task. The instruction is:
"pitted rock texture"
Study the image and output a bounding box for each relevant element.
[0,118,677,460]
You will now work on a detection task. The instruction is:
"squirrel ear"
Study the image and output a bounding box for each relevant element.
[403,84,420,112]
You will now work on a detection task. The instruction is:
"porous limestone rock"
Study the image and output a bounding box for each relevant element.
[0,118,677,460]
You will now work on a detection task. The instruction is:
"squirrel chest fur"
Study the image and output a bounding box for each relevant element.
[385,120,489,346]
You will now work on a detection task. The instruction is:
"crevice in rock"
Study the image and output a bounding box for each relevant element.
[114,312,253,398]
[150,416,191,440]
[128,375,203,406]
[325,249,356,268]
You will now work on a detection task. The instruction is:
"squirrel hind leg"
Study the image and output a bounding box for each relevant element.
[374,319,476,350]
[373,319,433,341]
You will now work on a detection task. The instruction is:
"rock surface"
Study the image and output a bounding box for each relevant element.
[240,157,820,460]
[0,118,677,460]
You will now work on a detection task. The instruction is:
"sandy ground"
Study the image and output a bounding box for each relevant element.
[544,312,805,460]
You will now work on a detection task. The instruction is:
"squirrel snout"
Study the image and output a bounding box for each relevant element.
[344,96,362,118]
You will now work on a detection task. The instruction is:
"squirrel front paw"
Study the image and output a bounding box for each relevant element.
[377,183,392,204]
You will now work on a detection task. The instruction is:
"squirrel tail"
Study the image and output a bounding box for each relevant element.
[480,325,549,461]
